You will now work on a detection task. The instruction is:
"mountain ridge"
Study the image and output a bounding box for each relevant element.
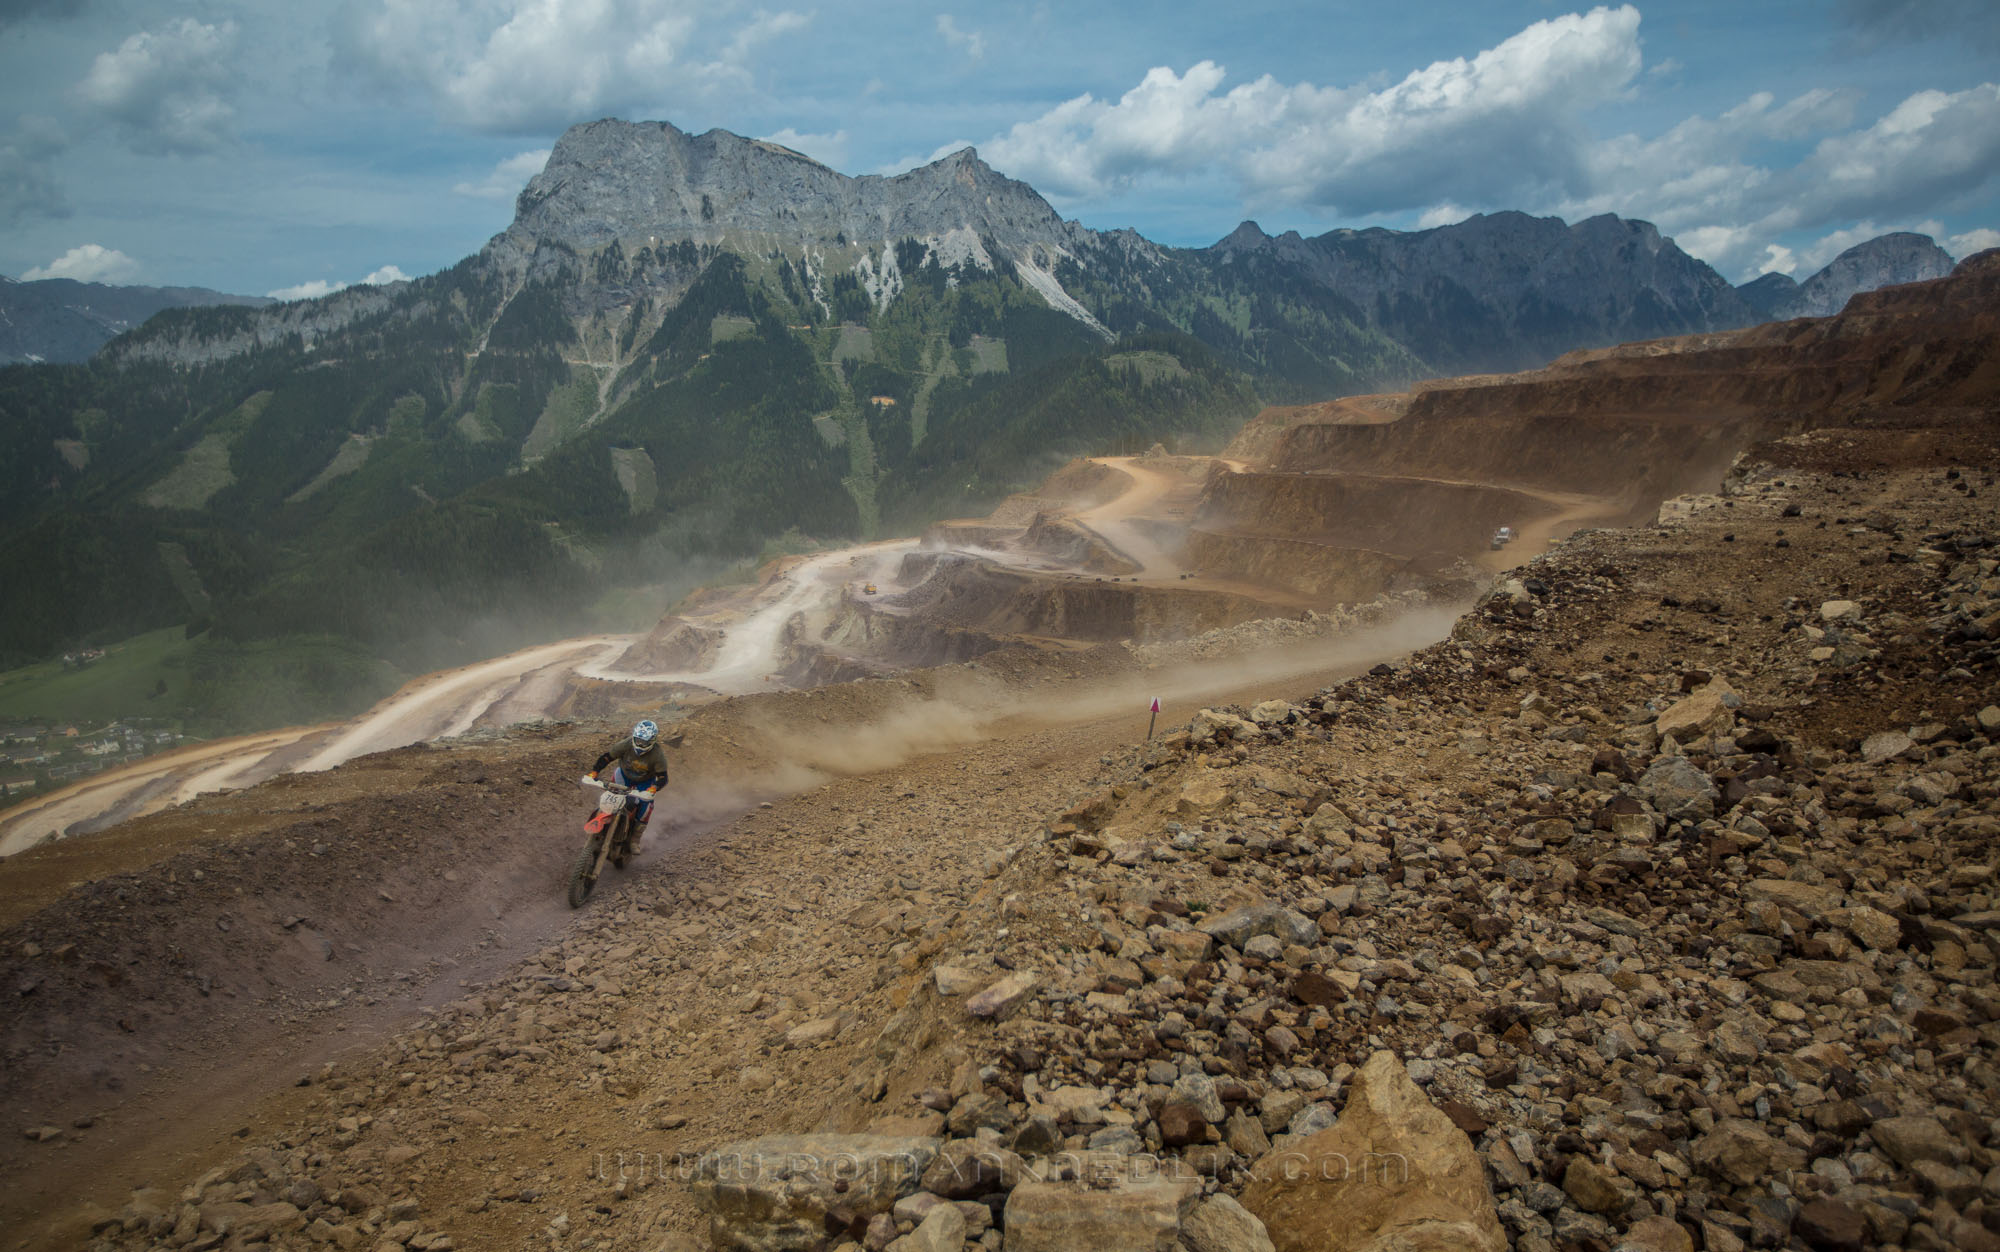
[0,115,1983,712]
[88,117,1969,383]
[1730,231,1958,321]
[0,276,269,366]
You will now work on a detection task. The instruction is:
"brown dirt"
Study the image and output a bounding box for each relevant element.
[0,620,1451,1250]
[22,423,2000,1252]
[8,256,1998,1252]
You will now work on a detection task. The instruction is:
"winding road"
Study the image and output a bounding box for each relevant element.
[0,450,1591,857]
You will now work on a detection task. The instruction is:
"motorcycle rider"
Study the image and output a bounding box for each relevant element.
[588,719,672,848]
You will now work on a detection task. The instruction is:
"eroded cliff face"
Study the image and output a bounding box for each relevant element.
[1184,251,2000,605]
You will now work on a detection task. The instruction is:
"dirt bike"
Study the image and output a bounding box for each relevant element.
[567,776,653,909]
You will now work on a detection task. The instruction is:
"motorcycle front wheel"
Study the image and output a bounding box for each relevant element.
[567,838,600,909]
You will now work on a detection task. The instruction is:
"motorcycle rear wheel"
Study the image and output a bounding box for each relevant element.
[567,839,599,909]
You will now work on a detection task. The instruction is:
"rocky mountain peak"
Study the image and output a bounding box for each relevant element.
[1732,231,1958,323]
[1735,271,1802,322]
[1788,231,1956,318]
[499,118,1083,268]
[1212,220,1273,255]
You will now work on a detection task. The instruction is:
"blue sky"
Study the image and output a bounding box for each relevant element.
[2,1,1996,297]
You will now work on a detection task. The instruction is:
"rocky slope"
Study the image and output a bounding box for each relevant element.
[16,414,2000,1252]
[1185,251,2000,618]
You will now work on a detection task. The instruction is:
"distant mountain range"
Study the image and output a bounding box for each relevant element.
[0,117,1979,715]
[5,123,1962,373]
[1734,232,1957,321]
[0,276,267,365]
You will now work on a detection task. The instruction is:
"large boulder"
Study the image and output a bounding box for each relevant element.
[965,972,1039,1020]
[889,1203,964,1252]
[1690,1119,1803,1187]
[1638,756,1719,822]
[1745,879,1842,922]
[1655,680,1736,742]
[690,1134,941,1252]
[1182,1194,1278,1252]
[1199,903,1319,949]
[920,1138,1029,1199]
[1003,1163,1201,1252]
[1238,1051,1505,1252]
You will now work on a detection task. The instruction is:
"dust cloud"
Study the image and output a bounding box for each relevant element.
[659,601,1467,830]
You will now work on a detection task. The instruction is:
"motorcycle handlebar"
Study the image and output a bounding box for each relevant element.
[579,776,655,800]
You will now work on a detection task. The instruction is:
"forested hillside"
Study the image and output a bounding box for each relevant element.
[0,235,1260,739]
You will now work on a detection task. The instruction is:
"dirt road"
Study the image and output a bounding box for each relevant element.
[0,604,1457,1250]
[1466,478,1625,572]
[0,462,1221,856]
[1074,455,1185,577]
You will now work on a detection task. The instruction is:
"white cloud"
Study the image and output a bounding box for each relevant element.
[23,243,139,283]
[727,10,811,61]
[1758,244,1798,277]
[0,115,69,225]
[453,148,552,199]
[1948,227,2000,258]
[1560,87,1860,229]
[342,1,809,133]
[267,278,343,301]
[266,264,410,302]
[959,8,1997,286]
[760,127,846,167]
[1417,203,1473,230]
[936,14,983,59]
[76,17,238,154]
[875,140,976,177]
[983,5,1644,214]
[1601,82,2000,277]
[1777,85,2000,228]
